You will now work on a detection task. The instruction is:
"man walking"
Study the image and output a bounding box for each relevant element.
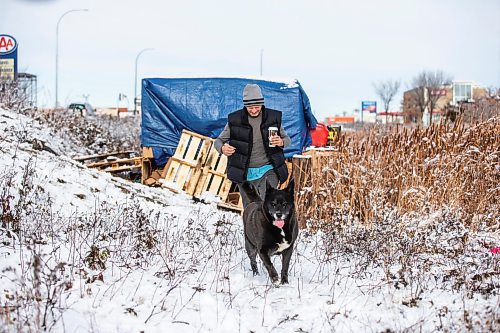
[214,83,291,208]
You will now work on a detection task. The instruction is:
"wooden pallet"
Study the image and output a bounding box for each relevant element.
[142,147,159,185]
[193,143,232,201]
[147,129,244,212]
[161,130,212,194]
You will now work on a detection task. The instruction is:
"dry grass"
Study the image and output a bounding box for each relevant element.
[24,108,141,155]
[294,113,500,229]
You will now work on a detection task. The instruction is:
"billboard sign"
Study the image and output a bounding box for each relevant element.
[362,101,377,113]
[0,34,18,80]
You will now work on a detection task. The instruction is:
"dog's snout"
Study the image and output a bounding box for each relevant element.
[276,213,283,219]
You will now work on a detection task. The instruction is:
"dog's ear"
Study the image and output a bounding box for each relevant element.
[286,179,295,196]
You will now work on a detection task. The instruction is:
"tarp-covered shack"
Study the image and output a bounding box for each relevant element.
[141,77,317,166]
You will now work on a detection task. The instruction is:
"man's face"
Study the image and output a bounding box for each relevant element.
[246,105,262,117]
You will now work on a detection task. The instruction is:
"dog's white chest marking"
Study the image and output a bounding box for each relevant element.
[276,237,290,253]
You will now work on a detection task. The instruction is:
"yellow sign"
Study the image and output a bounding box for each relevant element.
[327,125,341,146]
[0,58,14,80]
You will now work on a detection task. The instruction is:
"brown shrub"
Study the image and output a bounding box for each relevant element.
[294,114,500,229]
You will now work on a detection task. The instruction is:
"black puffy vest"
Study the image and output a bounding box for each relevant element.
[226,107,288,184]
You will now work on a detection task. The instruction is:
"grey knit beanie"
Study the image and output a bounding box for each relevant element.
[243,84,264,106]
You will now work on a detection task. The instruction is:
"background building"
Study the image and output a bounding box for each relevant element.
[403,81,487,124]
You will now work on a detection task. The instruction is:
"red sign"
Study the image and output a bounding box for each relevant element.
[326,116,355,124]
[0,35,17,55]
[431,89,447,96]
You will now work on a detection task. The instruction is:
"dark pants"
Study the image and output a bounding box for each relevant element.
[238,170,279,209]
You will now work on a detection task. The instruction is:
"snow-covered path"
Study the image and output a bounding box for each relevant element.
[0,108,498,332]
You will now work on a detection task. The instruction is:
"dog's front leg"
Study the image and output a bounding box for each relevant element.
[258,250,279,284]
[280,247,293,284]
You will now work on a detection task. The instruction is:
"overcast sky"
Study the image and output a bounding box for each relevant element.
[1,0,499,120]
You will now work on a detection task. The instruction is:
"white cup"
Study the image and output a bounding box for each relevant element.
[268,126,278,147]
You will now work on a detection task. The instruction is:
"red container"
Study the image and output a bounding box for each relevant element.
[310,123,329,147]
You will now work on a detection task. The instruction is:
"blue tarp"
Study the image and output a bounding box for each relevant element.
[141,77,317,166]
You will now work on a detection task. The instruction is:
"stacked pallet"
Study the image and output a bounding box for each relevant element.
[144,130,242,212]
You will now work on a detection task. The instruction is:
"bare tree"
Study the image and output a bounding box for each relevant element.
[409,73,427,124]
[485,86,499,98]
[410,70,453,124]
[373,79,401,123]
[426,70,452,121]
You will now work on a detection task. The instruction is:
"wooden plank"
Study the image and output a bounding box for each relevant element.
[185,140,211,195]
[199,151,219,194]
[162,132,191,187]
[182,129,212,140]
[161,157,173,179]
[214,153,228,173]
[105,165,141,173]
[142,147,154,158]
[184,136,202,161]
[163,160,180,183]
[184,169,201,195]
[193,166,210,197]
[208,175,224,194]
[169,156,198,168]
[218,191,243,212]
[74,151,136,162]
[203,144,220,167]
[142,158,151,184]
[205,169,226,178]
[193,146,220,197]
[108,160,141,170]
[206,152,229,195]
[218,179,232,202]
[87,157,142,169]
[174,132,191,157]
[176,136,202,190]
[162,184,180,194]
[217,201,243,213]
[144,169,163,185]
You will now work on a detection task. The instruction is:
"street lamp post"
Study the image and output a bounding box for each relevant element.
[134,48,154,115]
[55,9,88,109]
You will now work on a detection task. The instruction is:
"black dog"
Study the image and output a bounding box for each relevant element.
[240,179,298,285]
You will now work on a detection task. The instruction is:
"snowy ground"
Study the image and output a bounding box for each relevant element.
[0,108,498,332]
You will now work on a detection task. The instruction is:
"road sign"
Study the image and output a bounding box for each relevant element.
[0,34,18,80]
